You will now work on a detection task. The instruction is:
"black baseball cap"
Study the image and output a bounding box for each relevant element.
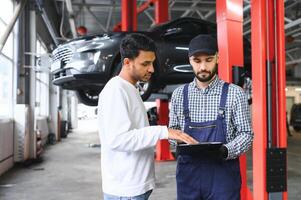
[188,34,218,57]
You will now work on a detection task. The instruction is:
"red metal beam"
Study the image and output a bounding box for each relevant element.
[154,0,169,24]
[137,0,156,13]
[114,0,156,31]
[251,0,268,199]
[121,0,137,31]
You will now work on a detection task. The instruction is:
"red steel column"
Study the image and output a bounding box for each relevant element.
[154,1,172,161]
[216,0,244,82]
[251,0,268,199]
[121,0,137,31]
[154,0,169,24]
[216,1,250,199]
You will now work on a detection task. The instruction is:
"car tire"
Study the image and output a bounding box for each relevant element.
[113,62,153,101]
[76,89,100,106]
[293,126,301,132]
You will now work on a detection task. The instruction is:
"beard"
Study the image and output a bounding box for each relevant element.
[131,65,152,83]
[194,64,218,83]
[139,74,151,82]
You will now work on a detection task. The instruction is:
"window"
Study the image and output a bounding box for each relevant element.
[0,0,13,23]
[0,55,12,117]
[0,0,13,117]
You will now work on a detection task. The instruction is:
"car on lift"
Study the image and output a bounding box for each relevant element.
[51,17,251,106]
[290,103,301,132]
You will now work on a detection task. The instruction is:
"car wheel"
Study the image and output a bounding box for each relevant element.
[293,126,301,132]
[76,89,100,106]
[137,81,153,101]
[113,62,153,101]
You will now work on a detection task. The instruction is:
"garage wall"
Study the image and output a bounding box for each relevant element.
[286,87,301,104]
[0,119,14,176]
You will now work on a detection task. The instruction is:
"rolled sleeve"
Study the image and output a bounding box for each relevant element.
[168,87,183,130]
[225,87,254,159]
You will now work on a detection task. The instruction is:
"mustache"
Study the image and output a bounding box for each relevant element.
[197,70,211,74]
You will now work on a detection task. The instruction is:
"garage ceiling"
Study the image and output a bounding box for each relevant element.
[47,0,301,82]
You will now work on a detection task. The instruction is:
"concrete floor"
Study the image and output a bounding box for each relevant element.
[0,119,301,200]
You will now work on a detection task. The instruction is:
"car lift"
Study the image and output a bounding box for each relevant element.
[120,1,287,199]
[217,0,287,199]
[250,0,287,199]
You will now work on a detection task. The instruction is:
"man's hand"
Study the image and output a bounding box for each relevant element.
[167,128,198,144]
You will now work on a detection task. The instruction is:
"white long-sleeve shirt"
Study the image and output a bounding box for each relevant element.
[98,76,168,197]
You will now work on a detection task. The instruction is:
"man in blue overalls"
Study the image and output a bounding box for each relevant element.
[169,34,254,200]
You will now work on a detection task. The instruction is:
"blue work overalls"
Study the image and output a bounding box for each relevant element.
[176,83,241,200]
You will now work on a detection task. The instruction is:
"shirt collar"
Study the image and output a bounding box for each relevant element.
[192,75,219,93]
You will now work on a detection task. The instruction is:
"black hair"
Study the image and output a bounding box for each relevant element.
[120,33,156,61]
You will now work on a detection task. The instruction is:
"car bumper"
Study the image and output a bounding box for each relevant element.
[52,69,109,90]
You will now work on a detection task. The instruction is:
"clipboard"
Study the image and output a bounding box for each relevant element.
[176,142,223,156]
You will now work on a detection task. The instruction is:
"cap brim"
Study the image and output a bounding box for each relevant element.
[188,49,216,57]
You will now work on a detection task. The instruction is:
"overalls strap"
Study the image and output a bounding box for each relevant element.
[183,84,190,121]
[183,82,229,120]
[218,82,229,118]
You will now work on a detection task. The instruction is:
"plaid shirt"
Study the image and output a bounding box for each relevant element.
[169,76,253,160]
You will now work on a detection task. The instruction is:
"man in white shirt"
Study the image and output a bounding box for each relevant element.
[98,33,197,200]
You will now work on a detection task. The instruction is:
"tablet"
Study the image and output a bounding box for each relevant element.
[176,142,223,156]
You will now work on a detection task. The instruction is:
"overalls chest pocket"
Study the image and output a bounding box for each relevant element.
[186,121,219,143]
